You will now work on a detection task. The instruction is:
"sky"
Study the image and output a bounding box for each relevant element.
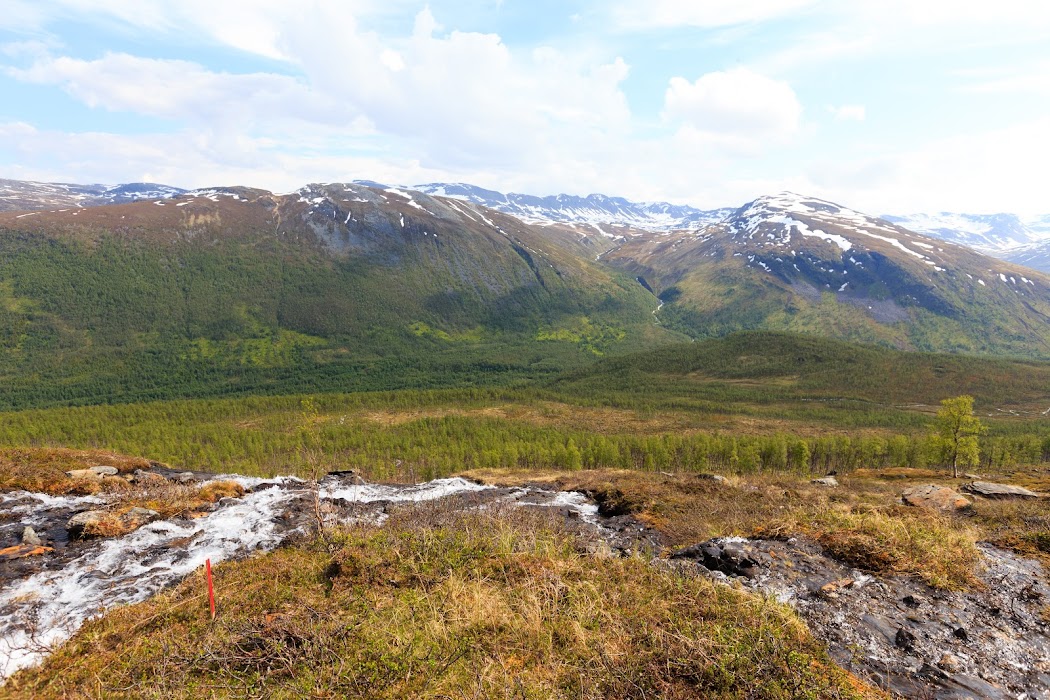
[0,1,1048,215]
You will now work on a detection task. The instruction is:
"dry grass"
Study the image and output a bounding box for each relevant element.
[1,508,882,699]
[464,468,985,590]
[0,447,153,495]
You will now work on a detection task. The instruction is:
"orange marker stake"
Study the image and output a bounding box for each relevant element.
[206,558,216,620]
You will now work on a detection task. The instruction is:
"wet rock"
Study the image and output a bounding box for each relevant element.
[811,476,838,487]
[895,627,916,650]
[174,472,197,484]
[901,484,972,511]
[0,544,54,561]
[21,526,43,547]
[123,507,161,529]
[674,536,1050,699]
[963,481,1039,500]
[327,469,366,485]
[672,539,759,577]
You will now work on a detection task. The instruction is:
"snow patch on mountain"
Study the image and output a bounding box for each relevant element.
[409,182,732,233]
[883,212,1048,252]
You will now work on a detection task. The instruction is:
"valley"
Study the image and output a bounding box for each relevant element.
[0,179,1048,698]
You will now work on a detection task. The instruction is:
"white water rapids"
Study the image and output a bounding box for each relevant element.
[0,476,600,681]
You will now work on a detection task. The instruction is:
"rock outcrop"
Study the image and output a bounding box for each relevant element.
[963,481,1040,500]
[676,537,1050,699]
[901,484,972,511]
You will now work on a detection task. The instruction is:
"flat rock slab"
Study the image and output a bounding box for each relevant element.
[902,484,972,511]
[963,481,1040,500]
[675,537,1050,699]
[0,544,54,561]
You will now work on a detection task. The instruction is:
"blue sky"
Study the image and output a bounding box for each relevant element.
[1,0,1048,215]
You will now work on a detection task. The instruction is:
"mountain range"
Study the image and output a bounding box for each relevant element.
[5,176,1048,269]
[0,176,1049,408]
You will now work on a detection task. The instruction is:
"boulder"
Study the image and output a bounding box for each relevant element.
[962,481,1039,500]
[901,484,972,511]
[21,526,43,547]
[694,473,729,484]
[90,466,119,476]
[811,476,839,487]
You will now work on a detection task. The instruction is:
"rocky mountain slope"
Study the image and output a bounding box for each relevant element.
[604,192,1050,357]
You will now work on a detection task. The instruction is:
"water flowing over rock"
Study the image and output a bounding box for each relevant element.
[675,537,1050,699]
[0,473,644,681]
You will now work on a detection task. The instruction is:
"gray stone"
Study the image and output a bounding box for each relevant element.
[89,466,119,476]
[963,481,1039,500]
[902,484,972,511]
[21,526,43,547]
[811,476,838,487]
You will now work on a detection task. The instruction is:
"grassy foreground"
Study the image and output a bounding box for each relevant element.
[1,507,878,699]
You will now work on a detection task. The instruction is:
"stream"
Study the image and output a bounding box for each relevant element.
[0,473,620,681]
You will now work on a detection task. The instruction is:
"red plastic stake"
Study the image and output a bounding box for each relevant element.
[206,558,216,620]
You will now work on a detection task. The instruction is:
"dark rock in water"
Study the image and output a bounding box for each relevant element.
[327,469,366,485]
[673,536,1050,699]
[963,481,1040,500]
[672,538,759,578]
[901,484,972,511]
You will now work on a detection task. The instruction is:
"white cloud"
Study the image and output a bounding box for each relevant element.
[610,0,820,29]
[663,68,802,150]
[807,118,1050,216]
[829,104,866,121]
[957,62,1050,95]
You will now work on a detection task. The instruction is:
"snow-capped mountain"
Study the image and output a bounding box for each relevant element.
[0,178,185,212]
[602,191,1050,357]
[1004,241,1050,274]
[882,212,1047,252]
[409,182,732,233]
